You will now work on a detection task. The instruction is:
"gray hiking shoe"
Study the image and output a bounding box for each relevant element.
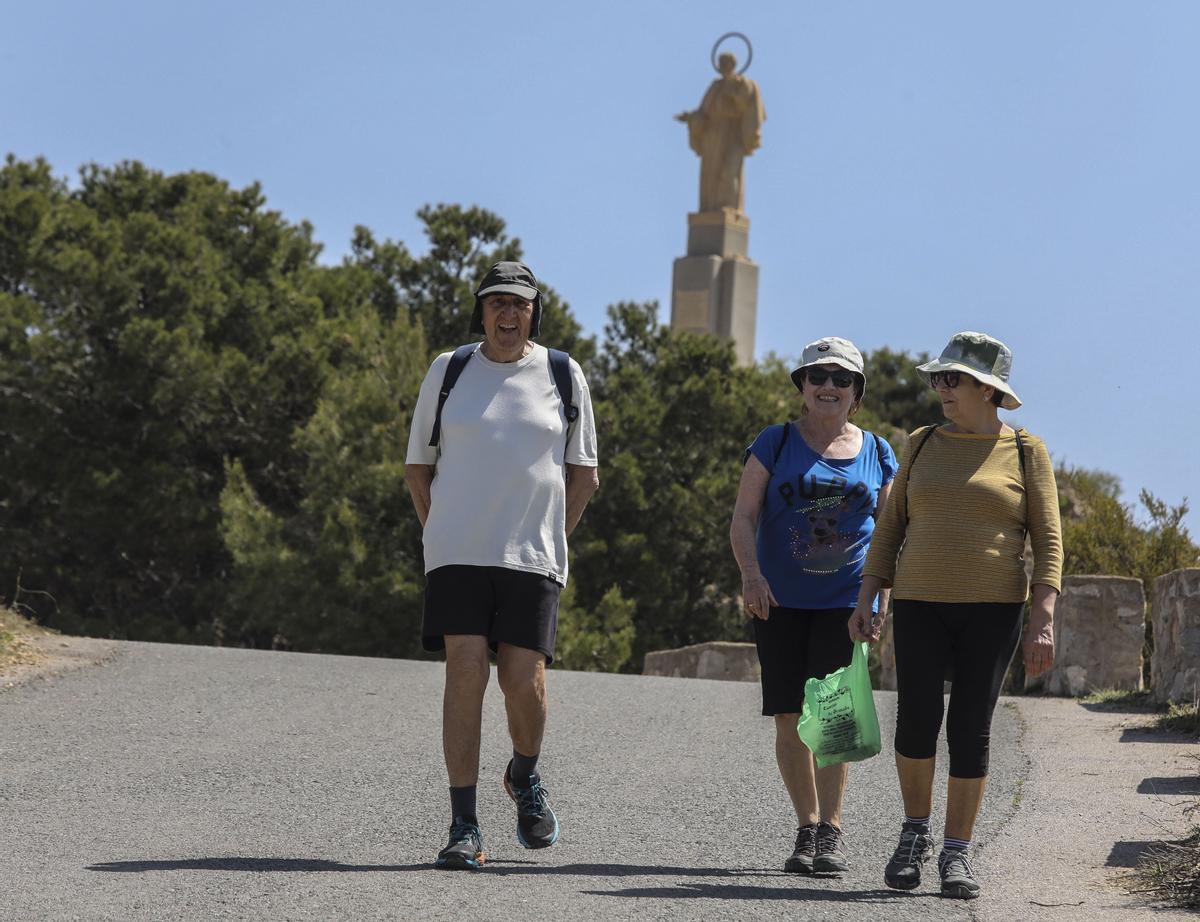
[812,821,849,874]
[503,760,560,849]
[783,823,818,873]
[435,816,486,870]
[884,822,935,890]
[938,847,981,899]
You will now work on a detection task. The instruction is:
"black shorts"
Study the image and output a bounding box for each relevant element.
[752,607,855,716]
[422,565,561,664]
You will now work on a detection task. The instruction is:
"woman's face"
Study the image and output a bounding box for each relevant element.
[930,369,993,420]
[800,363,858,422]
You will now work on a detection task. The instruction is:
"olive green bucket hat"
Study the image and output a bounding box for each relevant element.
[916,331,1022,410]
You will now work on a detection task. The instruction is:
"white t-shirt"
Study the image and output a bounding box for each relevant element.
[405,343,598,584]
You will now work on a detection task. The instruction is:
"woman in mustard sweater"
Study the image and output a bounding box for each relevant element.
[848,331,1062,901]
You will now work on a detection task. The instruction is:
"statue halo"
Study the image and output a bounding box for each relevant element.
[710,32,752,74]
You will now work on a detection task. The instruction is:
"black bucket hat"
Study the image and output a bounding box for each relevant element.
[469,261,543,337]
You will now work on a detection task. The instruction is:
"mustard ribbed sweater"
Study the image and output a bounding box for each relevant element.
[863,426,1063,603]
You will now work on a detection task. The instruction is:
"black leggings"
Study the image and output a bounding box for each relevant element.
[892,599,1024,779]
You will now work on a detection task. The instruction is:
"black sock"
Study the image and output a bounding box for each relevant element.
[510,749,540,787]
[450,785,477,822]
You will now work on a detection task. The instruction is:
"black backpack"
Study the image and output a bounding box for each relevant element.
[428,344,578,448]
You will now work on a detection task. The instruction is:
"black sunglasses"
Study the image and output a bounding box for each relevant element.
[928,370,967,388]
[804,369,856,388]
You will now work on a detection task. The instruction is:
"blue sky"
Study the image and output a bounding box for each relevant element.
[6,1,1199,536]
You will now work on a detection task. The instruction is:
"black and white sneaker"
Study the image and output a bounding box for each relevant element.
[783,823,818,873]
[938,848,980,899]
[503,760,560,849]
[812,822,849,874]
[884,822,935,890]
[435,816,486,870]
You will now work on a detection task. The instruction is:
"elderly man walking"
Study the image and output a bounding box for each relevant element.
[404,261,599,870]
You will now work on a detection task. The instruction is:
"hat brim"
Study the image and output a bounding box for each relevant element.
[915,359,1022,410]
[477,282,538,301]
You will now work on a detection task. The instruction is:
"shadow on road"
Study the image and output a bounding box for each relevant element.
[87,858,428,873]
[1119,727,1195,744]
[581,883,918,903]
[86,858,771,877]
[1136,776,1200,795]
[481,863,774,878]
[1106,841,1155,868]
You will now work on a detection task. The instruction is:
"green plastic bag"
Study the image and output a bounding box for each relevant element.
[796,641,882,768]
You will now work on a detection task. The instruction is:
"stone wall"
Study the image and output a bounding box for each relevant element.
[1151,568,1200,705]
[642,641,760,682]
[1035,575,1144,696]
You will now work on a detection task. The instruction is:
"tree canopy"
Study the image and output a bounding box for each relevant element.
[2,156,1194,672]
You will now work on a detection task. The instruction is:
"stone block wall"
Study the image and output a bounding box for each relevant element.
[642,641,760,682]
[1036,575,1144,696]
[1151,568,1200,705]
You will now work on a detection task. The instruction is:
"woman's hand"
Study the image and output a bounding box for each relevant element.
[741,574,778,621]
[848,604,883,643]
[1023,609,1055,679]
[1024,585,1057,679]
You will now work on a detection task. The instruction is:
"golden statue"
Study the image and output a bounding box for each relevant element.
[675,47,765,213]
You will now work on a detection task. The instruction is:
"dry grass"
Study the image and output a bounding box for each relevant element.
[1127,825,1200,910]
[0,606,51,670]
[1081,689,1200,909]
[1080,688,1199,737]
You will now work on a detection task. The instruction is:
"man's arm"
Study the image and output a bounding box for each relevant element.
[564,463,599,537]
[404,463,435,528]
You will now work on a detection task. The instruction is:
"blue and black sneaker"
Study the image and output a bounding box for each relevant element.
[435,816,486,870]
[502,760,560,849]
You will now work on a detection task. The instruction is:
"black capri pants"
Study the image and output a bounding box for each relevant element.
[892,599,1024,779]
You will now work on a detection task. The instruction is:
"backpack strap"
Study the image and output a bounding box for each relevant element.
[1014,427,1028,540]
[547,348,578,437]
[904,424,941,525]
[428,343,479,448]
[773,421,791,468]
[742,421,790,469]
[872,431,886,471]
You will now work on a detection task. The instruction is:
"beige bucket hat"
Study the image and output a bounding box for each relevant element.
[916,331,1022,410]
[790,337,865,393]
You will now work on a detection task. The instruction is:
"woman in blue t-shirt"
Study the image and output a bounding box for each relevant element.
[730,336,897,876]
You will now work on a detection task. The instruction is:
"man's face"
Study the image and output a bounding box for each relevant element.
[481,293,534,353]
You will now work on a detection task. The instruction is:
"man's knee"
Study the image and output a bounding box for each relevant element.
[445,635,490,692]
[496,644,546,699]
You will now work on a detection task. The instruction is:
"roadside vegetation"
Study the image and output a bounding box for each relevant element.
[1081,688,1200,910]
[1080,688,1199,737]
[1126,790,1200,910]
[0,606,46,671]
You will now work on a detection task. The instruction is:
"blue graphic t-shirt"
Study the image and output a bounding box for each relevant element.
[749,423,898,611]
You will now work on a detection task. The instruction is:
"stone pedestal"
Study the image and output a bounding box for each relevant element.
[671,208,758,366]
[642,641,760,682]
[1151,568,1200,704]
[1034,575,1145,696]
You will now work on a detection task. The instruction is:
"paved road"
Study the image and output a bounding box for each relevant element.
[0,642,1194,921]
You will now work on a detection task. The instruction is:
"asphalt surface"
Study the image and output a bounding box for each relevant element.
[0,641,1195,921]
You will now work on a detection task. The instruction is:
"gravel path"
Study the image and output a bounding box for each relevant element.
[0,641,1194,921]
